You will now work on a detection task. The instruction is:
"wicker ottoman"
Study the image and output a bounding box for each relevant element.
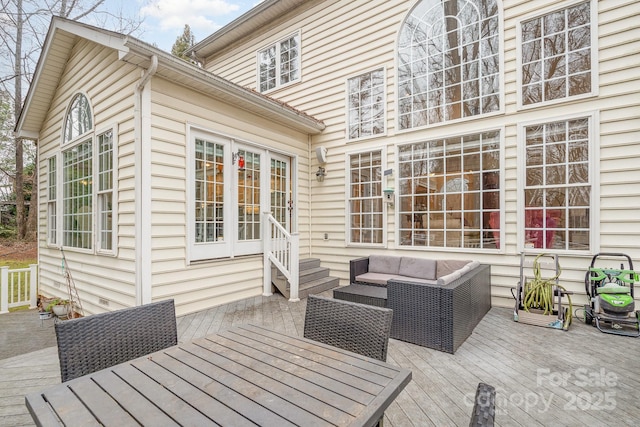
[333,283,388,307]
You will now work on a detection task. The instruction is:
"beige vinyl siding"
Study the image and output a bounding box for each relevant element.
[147,77,311,315]
[37,39,138,314]
[201,0,640,308]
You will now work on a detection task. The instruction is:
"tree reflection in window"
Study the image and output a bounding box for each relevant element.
[521,1,592,105]
[64,94,92,143]
[398,0,500,129]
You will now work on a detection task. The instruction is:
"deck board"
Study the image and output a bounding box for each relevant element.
[2,291,639,426]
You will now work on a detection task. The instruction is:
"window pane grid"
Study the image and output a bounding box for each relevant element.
[271,159,288,226]
[97,130,114,251]
[238,150,261,241]
[521,1,591,105]
[195,139,224,243]
[63,140,93,249]
[48,157,57,245]
[347,69,385,139]
[398,0,500,129]
[259,34,300,92]
[398,131,500,249]
[64,94,92,143]
[524,118,591,251]
[349,151,383,244]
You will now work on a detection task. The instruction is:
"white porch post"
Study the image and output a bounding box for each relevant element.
[1,266,8,313]
[263,211,273,296]
[29,264,38,309]
[289,232,300,302]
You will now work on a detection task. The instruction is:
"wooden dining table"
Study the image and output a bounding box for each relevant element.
[25,324,411,426]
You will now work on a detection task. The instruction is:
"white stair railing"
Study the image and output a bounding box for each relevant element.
[263,212,299,301]
[0,264,38,314]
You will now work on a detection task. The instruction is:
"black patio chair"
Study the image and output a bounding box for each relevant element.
[55,299,178,382]
[469,382,496,427]
[304,294,393,361]
[304,295,393,427]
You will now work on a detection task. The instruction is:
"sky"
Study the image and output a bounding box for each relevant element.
[103,0,264,52]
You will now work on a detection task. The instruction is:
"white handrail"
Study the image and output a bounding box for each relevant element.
[0,264,38,314]
[263,212,299,302]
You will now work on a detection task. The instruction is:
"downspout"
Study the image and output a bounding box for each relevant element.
[134,55,158,306]
[308,134,313,258]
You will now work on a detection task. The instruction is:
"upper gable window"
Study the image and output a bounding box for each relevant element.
[258,33,300,92]
[398,0,501,129]
[64,93,92,143]
[519,1,594,107]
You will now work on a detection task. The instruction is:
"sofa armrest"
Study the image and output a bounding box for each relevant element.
[350,257,370,284]
[440,264,491,353]
[387,263,491,353]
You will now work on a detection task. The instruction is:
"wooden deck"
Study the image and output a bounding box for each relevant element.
[2,291,639,426]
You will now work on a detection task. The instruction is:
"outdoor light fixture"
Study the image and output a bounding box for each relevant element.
[315,146,327,182]
[232,152,245,171]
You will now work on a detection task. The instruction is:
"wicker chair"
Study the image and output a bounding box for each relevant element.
[55,299,178,382]
[303,295,393,362]
[304,295,393,426]
[469,382,496,427]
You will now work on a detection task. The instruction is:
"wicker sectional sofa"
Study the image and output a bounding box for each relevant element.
[341,255,491,353]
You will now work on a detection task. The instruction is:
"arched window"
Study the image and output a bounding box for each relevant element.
[64,93,93,143]
[398,0,501,129]
[52,93,116,253]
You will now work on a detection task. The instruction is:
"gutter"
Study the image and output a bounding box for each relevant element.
[124,38,325,134]
[134,55,158,306]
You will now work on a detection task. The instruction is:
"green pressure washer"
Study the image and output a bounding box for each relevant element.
[583,253,640,337]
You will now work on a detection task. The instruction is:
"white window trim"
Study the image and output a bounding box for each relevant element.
[516,111,599,254]
[393,127,506,253]
[394,0,506,133]
[345,67,387,142]
[345,147,388,248]
[95,124,118,256]
[256,30,302,94]
[516,0,598,110]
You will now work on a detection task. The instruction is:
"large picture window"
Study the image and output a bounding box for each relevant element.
[348,151,384,245]
[54,93,117,253]
[398,0,501,129]
[258,33,300,92]
[347,69,385,140]
[398,131,501,249]
[521,116,593,251]
[519,1,594,106]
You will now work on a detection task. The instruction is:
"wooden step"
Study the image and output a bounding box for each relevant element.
[271,258,339,299]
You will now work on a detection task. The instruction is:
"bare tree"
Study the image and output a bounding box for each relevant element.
[0,0,143,240]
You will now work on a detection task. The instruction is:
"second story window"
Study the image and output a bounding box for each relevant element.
[398,0,501,129]
[347,68,386,140]
[258,33,300,92]
[519,1,595,106]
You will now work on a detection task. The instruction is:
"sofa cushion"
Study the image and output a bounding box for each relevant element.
[355,273,398,286]
[399,257,437,281]
[368,255,401,275]
[437,259,472,277]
